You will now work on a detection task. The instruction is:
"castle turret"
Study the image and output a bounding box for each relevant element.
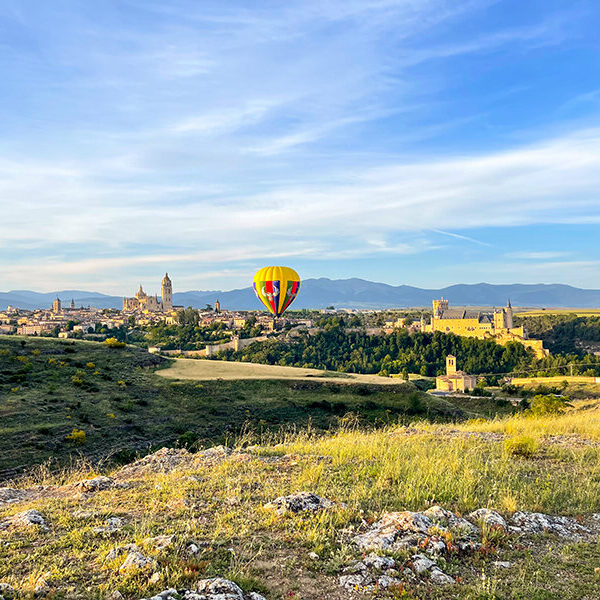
[432,297,448,319]
[161,273,173,311]
[505,299,513,329]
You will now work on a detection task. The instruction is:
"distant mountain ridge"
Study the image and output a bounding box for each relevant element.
[2,279,600,310]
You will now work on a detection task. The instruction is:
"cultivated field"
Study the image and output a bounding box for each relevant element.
[516,308,600,317]
[157,357,401,385]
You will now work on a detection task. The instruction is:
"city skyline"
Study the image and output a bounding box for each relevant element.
[2,1,600,293]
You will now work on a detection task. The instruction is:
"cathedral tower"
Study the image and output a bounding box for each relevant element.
[161,273,173,311]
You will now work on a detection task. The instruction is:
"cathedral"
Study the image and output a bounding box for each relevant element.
[123,273,173,313]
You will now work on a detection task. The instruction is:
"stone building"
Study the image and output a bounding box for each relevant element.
[123,273,173,313]
[436,355,478,392]
[421,298,548,358]
[52,297,62,314]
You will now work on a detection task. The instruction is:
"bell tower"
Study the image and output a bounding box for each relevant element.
[446,354,457,376]
[161,273,173,311]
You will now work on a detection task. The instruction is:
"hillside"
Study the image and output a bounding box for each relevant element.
[4,280,600,310]
[0,336,508,477]
[2,407,600,599]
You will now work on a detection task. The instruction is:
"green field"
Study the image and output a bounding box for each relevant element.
[0,336,512,476]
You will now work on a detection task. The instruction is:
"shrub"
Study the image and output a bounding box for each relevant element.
[65,428,86,444]
[104,337,126,348]
[504,435,538,458]
[527,394,568,416]
[177,430,201,449]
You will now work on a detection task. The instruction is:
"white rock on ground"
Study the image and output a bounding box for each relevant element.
[345,505,600,592]
[468,508,507,530]
[339,554,402,591]
[511,511,592,539]
[0,509,48,531]
[93,516,124,535]
[114,446,236,480]
[0,488,29,506]
[264,491,335,515]
[76,476,117,492]
[119,551,157,574]
[138,577,267,600]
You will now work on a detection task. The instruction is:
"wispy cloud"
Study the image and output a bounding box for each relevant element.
[0,0,597,291]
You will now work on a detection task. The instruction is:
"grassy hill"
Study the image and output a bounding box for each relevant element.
[1,406,600,599]
[0,336,513,476]
[2,336,600,598]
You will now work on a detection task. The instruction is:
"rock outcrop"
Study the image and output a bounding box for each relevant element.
[138,577,266,600]
[264,492,336,515]
[0,509,48,531]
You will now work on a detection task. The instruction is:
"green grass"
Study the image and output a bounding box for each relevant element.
[0,336,514,475]
[2,415,600,598]
[5,335,600,598]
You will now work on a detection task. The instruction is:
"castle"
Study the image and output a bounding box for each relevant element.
[421,298,548,358]
[123,273,173,313]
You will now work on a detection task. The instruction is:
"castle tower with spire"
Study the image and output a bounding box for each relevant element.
[161,273,173,311]
[505,299,513,329]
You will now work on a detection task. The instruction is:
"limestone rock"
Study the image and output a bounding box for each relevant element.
[76,476,116,492]
[0,488,29,506]
[468,508,507,530]
[339,554,401,592]
[114,448,193,479]
[0,509,48,531]
[143,535,174,552]
[195,446,233,462]
[424,505,479,536]
[119,551,156,574]
[134,577,267,600]
[410,554,455,585]
[353,511,435,552]
[264,491,335,515]
[93,517,124,535]
[511,511,592,539]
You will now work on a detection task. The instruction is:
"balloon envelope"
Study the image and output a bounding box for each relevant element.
[252,266,301,317]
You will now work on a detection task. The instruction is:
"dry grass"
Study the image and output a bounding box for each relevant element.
[156,357,399,384]
[3,406,600,598]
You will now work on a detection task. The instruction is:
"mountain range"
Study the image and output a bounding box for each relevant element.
[2,279,600,310]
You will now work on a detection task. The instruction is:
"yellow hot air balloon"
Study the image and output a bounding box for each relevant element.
[252,266,301,317]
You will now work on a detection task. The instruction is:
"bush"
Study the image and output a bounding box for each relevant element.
[104,337,126,348]
[65,428,86,444]
[177,430,201,449]
[504,435,538,457]
[527,394,568,416]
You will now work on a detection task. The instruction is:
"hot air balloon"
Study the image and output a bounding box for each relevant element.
[253,266,301,317]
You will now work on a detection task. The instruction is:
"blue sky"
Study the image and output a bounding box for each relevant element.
[1,0,600,294]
